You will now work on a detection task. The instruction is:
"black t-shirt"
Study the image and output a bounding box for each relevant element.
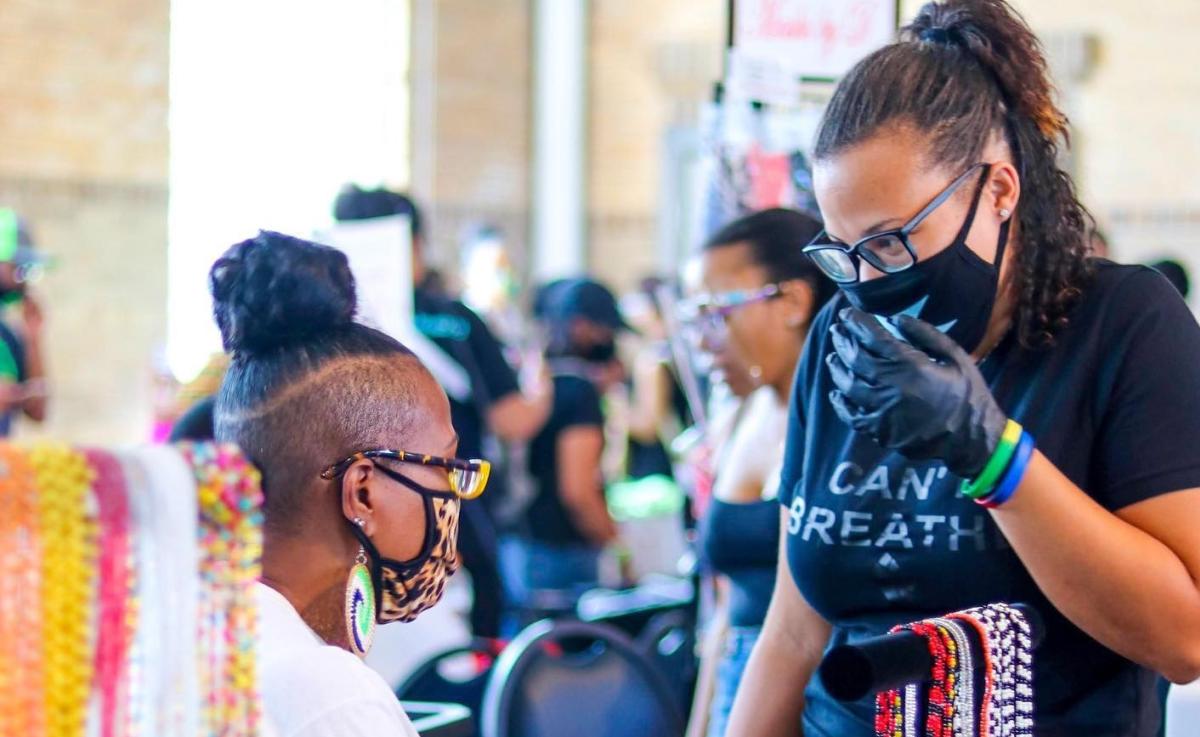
[525,373,605,546]
[780,262,1200,736]
[413,287,520,462]
[0,321,27,437]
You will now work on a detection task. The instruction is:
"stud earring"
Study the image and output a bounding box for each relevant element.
[999,208,1011,219]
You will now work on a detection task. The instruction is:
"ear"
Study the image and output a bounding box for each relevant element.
[988,161,1021,221]
[778,280,815,330]
[340,460,379,536]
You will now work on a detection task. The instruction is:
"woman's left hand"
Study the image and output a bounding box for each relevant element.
[826,307,1007,479]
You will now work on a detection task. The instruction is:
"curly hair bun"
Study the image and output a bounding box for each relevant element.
[209,230,358,355]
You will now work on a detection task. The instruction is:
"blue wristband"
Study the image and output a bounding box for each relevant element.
[979,431,1034,508]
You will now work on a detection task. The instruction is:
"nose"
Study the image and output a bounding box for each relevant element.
[699,327,724,354]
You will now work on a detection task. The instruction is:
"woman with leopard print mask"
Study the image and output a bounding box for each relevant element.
[210,230,490,737]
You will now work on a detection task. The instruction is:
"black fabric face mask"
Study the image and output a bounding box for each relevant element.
[578,340,616,364]
[838,176,1011,355]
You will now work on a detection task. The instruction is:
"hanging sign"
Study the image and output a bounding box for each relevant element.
[733,0,899,81]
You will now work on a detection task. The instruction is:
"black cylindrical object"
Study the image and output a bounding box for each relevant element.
[818,603,1044,702]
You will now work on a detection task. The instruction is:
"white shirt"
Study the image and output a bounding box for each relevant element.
[256,582,420,737]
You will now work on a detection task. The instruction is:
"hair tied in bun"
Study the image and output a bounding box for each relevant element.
[919,27,956,45]
[210,230,359,356]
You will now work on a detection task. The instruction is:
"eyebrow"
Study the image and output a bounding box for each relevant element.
[827,217,906,244]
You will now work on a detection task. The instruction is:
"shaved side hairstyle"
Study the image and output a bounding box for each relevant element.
[210,231,425,535]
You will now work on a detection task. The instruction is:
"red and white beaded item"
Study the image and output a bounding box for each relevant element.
[875,620,954,737]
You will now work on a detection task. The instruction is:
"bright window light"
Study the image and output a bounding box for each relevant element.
[167,0,410,381]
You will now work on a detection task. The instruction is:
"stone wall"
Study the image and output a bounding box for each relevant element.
[0,0,169,443]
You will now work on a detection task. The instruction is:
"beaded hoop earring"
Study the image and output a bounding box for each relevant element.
[345,518,376,657]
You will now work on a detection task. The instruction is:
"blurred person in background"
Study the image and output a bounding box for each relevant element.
[167,351,231,442]
[623,276,693,482]
[334,185,553,641]
[502,277,628,623]
[686,209,834,737]
[0,209,49,435]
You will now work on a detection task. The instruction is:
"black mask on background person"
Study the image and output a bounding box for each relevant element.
[578,339,616,364]
[837,169,1011,355]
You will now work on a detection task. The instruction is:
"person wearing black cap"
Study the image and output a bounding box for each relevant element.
[0,209,48,435]
[502,277,628,621]
[332,186,552,641]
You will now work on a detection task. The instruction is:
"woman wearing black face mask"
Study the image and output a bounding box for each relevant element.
[211,232,489,737]
[501,278,627,623]
[728,2,1200,736]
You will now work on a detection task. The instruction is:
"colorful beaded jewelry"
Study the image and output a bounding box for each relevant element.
[876,621,953,737]
[86,448,135,737]
[0,445,45,737]
[344,522,377,657]
[877,605,1034,737]
[119,448,158,737]
[931,618,975,737]
[30,443,98,737]
[179,442,265,737]
[948,604,1035,737]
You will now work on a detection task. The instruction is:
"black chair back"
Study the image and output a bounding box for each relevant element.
[396,639,502,737]
[635,609,698,715]
[480,619,684,737]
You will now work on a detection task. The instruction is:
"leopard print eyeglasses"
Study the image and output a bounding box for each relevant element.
[320,449,491,500]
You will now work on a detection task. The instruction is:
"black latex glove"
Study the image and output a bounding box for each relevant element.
[826,307,1008,479]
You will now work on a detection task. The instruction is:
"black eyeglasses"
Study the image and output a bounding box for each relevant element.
[320,449,491,500]
[802,163,989,284]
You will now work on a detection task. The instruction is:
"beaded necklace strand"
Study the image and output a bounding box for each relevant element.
[86,448,135,737]
[31,443,99,737]
[0,445,45,737]
[180,442,264,737]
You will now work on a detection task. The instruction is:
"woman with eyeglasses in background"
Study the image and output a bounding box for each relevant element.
[685,208,834,737]
[210,231,489,737]
[728,2,1200,736]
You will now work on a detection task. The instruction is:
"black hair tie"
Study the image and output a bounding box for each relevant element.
[920,27,955,45]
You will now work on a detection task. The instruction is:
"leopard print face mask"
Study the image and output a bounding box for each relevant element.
[350,489,461,624]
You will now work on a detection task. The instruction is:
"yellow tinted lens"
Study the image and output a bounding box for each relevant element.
[453,461,490,499]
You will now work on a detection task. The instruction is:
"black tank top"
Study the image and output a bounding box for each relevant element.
[701,497,779,627]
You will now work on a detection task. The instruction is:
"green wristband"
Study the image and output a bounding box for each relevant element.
[961,419,1022,499]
